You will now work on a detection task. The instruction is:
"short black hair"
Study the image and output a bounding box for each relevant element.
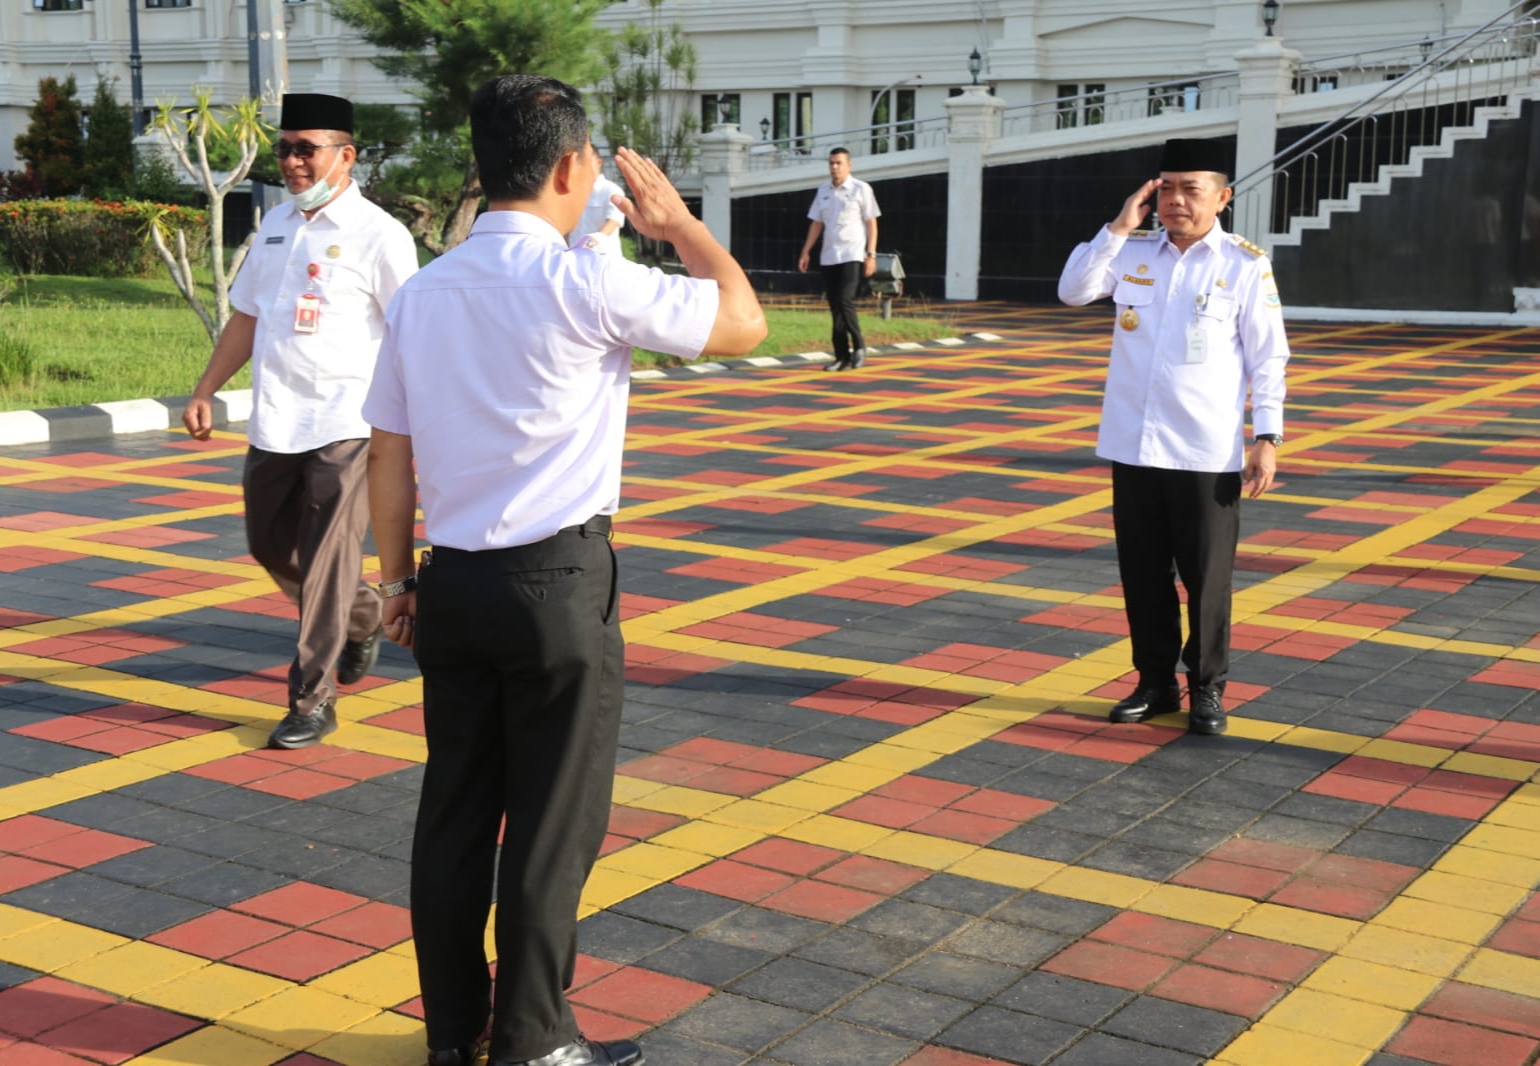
[470,74,589,202]
[829,147,851,160]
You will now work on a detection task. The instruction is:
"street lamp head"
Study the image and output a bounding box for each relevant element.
[1420,35,1433,59]
[716,95,733,126]
[967,47,983,86]
[1262,0,1280,37]
[759,116,770,140]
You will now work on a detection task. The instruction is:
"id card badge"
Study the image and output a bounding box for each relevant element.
[1184,322,1208,364]
[294,293,321,334]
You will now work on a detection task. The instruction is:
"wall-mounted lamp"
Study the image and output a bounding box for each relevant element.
[716,95,733,126]
[759,116,770,140]
[1262,0,1280,37]
[967,48,983,86]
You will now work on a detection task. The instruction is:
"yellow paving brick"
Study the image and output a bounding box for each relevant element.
[628,784,732,818]
[309,1010,425,1066]
[753,779,863,812]
[1485,803,1540,832]
[1262,988,1406,1048]
[0,919,127,972]
[1273,726,1366,756]
[136,963,289,1019]
[1430,847,1540,888]
[310,951,423,1009]
[125,1025,291,1066]
[0,776,97,814]
[1300,956,1442,1010]
[1355,737,1448,768]
[780,813,895,852]
[1212,1023,1372,1066]
[1403,871,1531,916]
[0,904,56,940]
[55,940,207,997]
[946,850,1060,890]
[842,744,942,774]
[1373,897,1503,945]
[1439,751,1536,782]
[1339,924,1474,977]
[861,830,976,871]
[705,799,811,834]
[610,776,665,805]
[648,821,762,858]
[55,757,167,793]
[1457,947,1540,999]
[599,841,710,881]
[224,986,381,1049]
[1038,866,1151,909]
[1233,904,1359,953]
[1461,823,1540,858]
[1135,884,1254,930]
[1226,717,1293,743]
[579,867,658,912]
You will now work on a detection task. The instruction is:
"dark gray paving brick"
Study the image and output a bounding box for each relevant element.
[0,962,40,991]
[849,899,973,944]
[994,971,1132,1027]
[634,937,772,988]
[936,1004,1082,1065]
[159,863,290,907]
[946,922,1070,968]
[1099,996,1249,1057]
[991,892,1117,936]
[1242,814,1351,850]
[702,907,828,955]
[793,928,926,977]
[578,912,684,964]
[835,981,978,1041]
[664,991,811,1053]
[74,888,211,938]
[767,1017,918,1066]
[613,884,744,933]
[1049,1033,1202,1066]
[727,957,870,1013]
[900,873,1018,916]
[889,952,1020,1002]
[87,845,217,888]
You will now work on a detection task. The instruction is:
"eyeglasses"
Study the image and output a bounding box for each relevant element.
[272,141,348,160]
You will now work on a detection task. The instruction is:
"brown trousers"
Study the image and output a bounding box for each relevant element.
[243,439,382,715]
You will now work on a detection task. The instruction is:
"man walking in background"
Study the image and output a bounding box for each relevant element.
[797,146,880,371]
[182,92,419,750]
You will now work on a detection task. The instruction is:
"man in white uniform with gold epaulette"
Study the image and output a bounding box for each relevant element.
[1058,137,1290,736]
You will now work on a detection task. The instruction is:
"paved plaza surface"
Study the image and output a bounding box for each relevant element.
[0,304,1537,1066]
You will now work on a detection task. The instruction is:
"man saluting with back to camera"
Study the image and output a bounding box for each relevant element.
[1058,137,1290,736]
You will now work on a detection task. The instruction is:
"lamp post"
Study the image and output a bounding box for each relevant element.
[1262,0,1280,37]
[968,48,983,86]
[83,0,145,133]
[1420,36,1433,60]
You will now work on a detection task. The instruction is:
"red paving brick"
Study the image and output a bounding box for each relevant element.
[1386,1015,1539,1066]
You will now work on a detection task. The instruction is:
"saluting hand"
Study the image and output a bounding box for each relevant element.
[1110,178,1160,237]
[613,146,697,246]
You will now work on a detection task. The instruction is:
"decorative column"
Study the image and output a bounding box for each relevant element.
[697,122,755,252]
[942,85,1004,301]
[1232,38,1301,239]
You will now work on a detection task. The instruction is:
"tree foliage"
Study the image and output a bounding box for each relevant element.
[146,90,272,341]
[82,79,136,199]
[326,0,608,250]
[594,0,698,178]
[15,77,86,198]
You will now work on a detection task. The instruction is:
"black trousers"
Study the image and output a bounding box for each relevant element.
[1111,462,1240,689]
[821,260,865,361]
[410,520,623,1061]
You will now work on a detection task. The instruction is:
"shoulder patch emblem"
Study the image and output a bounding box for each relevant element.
[1231,234,1267,258]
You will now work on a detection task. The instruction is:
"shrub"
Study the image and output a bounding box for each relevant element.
[0,199,208,278]
[0,332,37,390]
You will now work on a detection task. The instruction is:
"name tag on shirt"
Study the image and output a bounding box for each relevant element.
[1185,323,1208,364]
[294,293,321,333]
[265,236,285,245]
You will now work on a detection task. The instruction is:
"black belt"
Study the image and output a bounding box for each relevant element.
[430,514,612,560]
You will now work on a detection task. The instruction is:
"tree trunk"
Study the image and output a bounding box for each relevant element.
[439,162,483,250]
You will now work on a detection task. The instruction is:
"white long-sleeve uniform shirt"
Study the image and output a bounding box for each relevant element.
[1058,222,1289,473]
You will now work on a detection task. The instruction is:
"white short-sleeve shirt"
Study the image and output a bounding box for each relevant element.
[807,176,880,266]
[567,175,627,249]
[1057,222,1290,473]
[229,181,419,453]
[363,211,720,551]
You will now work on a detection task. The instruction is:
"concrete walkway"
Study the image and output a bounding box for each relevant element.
[0,305,1536,1065]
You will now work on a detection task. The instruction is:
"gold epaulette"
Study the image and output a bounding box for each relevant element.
[1232,234,1267,258]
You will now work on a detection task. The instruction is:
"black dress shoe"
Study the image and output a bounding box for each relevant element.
[823,357,849,372]
[1109,682,1181,724]
[492,1036,643,1066]
[1189,684,1228,735]
[427,1046,480,1066]
[268,700,337,749]
[849,347,866,369]
[337,626,382,685]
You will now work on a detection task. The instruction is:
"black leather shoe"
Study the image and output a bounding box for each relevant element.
[1109,682,1181,724]
[492,1036,644,1066]
[823,357,849,372]
[1189,684,1228,735]
[849,347,867,369]
[267,700,337,749]
[337,626,382,685]
[428,1046,480,1066]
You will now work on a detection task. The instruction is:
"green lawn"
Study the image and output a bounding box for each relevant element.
[0,271,955,411]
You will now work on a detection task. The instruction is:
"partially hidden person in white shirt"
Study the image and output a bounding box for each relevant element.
[181,92,419,751]
[1058,136,1290,738]
[797,147,880,371]
[566,171,626,252]
[363,74,765,1066]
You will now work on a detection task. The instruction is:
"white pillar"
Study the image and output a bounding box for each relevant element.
[942,85,1004,301]
[697,123,754,252]
[1233,39,1300,240]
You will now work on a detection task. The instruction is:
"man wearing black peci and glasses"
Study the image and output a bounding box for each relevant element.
[181,92,419,751]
